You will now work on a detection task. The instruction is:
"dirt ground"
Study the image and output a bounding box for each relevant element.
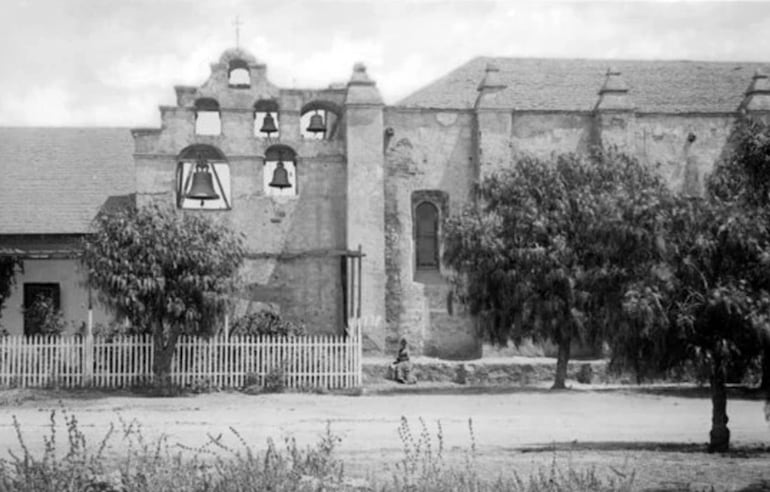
[1,387,769,491]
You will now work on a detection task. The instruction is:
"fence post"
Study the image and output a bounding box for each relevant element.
[356,319,363,387]
[83,310,94,387]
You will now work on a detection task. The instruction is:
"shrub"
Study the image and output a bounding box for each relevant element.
[23,295,65,336]
[263,365,286,393]
[229,310,306,337]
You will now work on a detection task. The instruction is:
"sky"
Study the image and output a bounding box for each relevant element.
[2,0,770,127]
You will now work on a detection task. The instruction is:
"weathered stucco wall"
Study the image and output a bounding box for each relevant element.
[632,114,736,195]
[383,108,479,358]
[1,259,113,335]
[477,111,594,176]
[510,112,593,158]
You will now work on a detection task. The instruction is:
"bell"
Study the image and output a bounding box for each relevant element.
[187,161,220,204]
[306,112,326,133]
[269,161,291,189]
[260,113,278,135]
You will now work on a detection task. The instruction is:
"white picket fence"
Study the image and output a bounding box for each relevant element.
[0,322,364,390]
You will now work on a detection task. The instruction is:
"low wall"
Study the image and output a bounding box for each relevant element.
[363,356,614,386]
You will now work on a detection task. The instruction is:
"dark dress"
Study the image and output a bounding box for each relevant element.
[391,345,415,384]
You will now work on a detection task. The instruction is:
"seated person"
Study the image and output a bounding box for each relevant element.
[390,338,416,384]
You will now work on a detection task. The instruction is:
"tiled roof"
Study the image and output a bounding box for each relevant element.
[397,57,770,112]
[0,127,135,234]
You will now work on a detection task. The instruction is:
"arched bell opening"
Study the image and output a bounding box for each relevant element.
[300,101,341,140]
[194,98,221,135]
[264,145,297,197]
[177,144,231,210]
[254,99,280,139]
[228,59,251,88]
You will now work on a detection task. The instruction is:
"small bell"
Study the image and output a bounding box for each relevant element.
[269,161,291,189]
[260,113,278,135]
[186,158,220,205]
[306,111,326,133]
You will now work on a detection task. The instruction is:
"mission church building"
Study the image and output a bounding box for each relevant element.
[2,47,770,359]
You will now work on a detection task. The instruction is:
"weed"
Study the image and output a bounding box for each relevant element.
[264,364,287,393]
[0,412,647,492]
[384,416,637,492]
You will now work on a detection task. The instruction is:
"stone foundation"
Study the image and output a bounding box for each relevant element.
[363,357,613,386]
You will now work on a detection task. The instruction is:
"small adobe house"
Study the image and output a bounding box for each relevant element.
[2,47,770,359]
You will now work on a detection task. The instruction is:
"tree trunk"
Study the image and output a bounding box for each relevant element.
[552,331,572,390]
[709,353,730,453]
[761,336,770,394]
[152,324,179,394]
[761,338,770,423]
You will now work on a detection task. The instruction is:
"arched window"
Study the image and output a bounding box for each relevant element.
[254,99,279,139]
[176,144,231,210]
[415,202,439,269]
[264,145,297,197]
[194,98,221,136]
[228,59,250,88]
[300,101,341,140]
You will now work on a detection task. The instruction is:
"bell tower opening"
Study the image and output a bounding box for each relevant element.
[254,100,280,139]
[300,101,340,140]
[228,59,250,88]
[264,145,297,197]
[194,98,221,136]
[177,144,231,210]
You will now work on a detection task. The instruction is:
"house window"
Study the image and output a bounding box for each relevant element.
[177,144,231,210]
[228,59,250,88]
[254,100,279,138]
[264,145,297,197]
[300,102,340,140]
[415,202,439,269]
[195,98,221,135]
[23,283,61,336]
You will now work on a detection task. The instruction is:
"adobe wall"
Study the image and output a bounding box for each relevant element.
[478,109,739,195]
[390,104,742,359]
[1,259,113,335]
[383,108,479,358]
[632,113,737,194]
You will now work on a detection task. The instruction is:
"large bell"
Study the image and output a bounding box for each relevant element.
[260,113,278,135]
[269,161,291,189]
[187,161,220,204]
[306,111,326,133]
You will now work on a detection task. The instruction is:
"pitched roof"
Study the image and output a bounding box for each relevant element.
[397,57,770,112]
[0,127,135,234]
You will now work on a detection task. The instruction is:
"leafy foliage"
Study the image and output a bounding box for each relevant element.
[709,117,770,207]
[444,150,668,387]
[0,256,22,327]
[616,117,770,450]
[621,199,767,360]
[229,310,306,337]
[81,203,245,382]
[23,294,66,336]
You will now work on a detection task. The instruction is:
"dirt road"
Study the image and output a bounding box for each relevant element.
[1,388,769,490]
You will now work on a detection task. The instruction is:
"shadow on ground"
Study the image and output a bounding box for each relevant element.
[515,440,770,455]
